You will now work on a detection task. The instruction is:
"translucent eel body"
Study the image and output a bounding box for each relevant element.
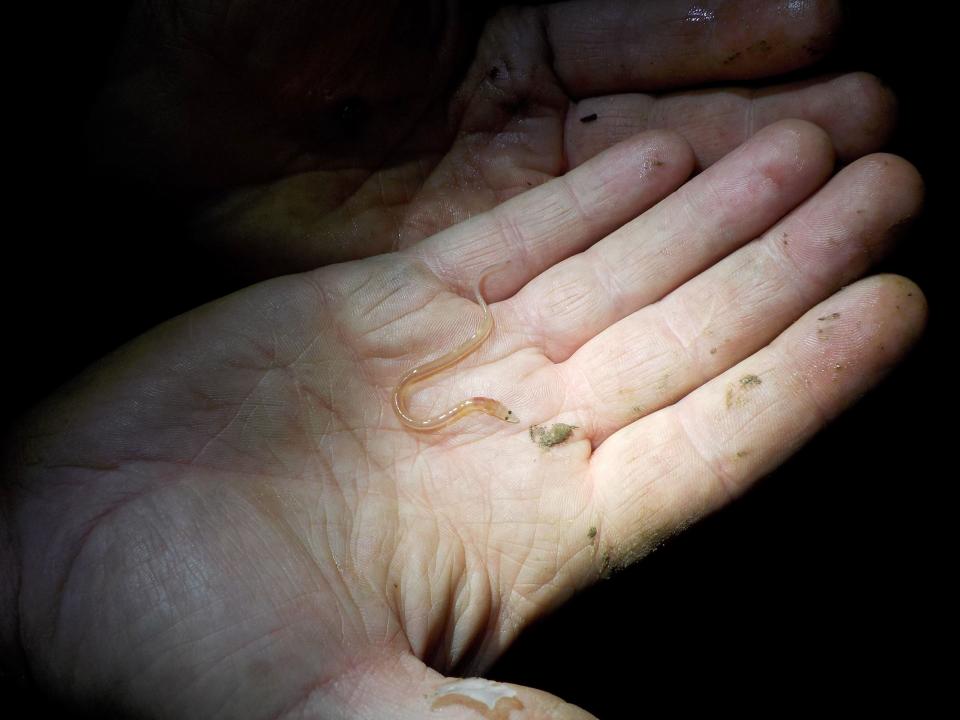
[393,263,519,430]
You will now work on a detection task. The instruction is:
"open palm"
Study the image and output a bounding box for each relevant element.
[9,122,924,718]
[93,0,893,280]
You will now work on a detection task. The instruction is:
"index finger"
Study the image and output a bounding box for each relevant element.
[407,130,694,299]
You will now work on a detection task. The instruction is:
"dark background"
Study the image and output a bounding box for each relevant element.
[5,1,950,716]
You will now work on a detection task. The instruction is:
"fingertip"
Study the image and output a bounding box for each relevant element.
[848,152,924,209]
[613,129,697,191]
[562,129,698,229]
[796,275,928,401]
[828,72,899,160]
[757,118,835,162]
[577,127,695,184]
[743,118,835,193]
[640,128,697,179]
[712,0,842,77]
[803,0,844,48]
[866,274,928,350]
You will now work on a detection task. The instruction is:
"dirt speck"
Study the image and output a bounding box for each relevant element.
[588,526,597,540]
[579,112,598,123]
[747,39,772,54]
[818,312,841,321]
[529,423,578,448]
[802,36,829,56]
[726,374,762,409]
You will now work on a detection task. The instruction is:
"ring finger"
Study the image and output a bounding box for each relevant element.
[555,152,923,443]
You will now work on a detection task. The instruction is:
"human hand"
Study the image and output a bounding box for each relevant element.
[91,0,894,278]
[4,121,924,717]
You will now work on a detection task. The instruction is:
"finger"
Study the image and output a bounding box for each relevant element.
[589,274,926,572]
[408,130,694,299]
[511,119,834,360]
[566,72,897,169]
[545,0,841,96]
[320,654,599,719]
[560,153,923,442]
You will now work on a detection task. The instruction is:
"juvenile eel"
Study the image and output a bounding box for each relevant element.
[393,263,519,430]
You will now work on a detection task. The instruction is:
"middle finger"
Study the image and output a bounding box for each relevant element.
[507,119,835,360]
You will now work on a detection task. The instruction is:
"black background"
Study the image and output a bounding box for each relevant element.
[4,1,951,716]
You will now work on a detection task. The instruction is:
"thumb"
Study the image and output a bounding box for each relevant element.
[331,653,598,719]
